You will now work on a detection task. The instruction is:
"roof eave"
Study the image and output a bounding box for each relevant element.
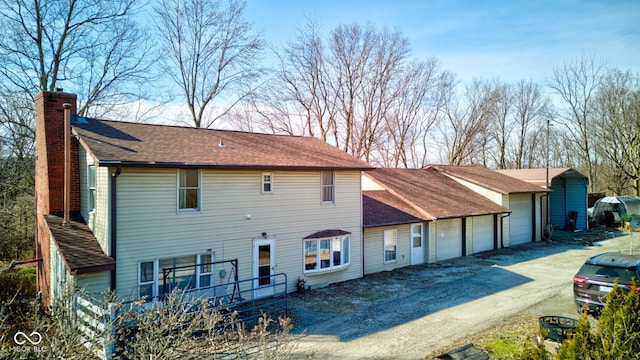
[97,160,373,171]
[364,219,425,228]
[72,262,116,275]
[434,210,512,220]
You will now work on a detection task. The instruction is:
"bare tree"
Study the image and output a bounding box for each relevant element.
[383,59,452,167]
[0,0,154,117]
[264,22,424,165]
[593,69,640,195]
[272,17,336,139]
[487,80,513,169]
[512,80,551,169]
[439,79,497,166]
[154,0,263,128]
[545,53,605,192]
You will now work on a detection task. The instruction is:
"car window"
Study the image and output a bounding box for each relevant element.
[579,264,638,283]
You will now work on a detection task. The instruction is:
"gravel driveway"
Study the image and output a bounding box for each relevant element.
[286,230,633,359]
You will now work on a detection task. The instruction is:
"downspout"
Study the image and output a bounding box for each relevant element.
[493,215,498,250]
[361,225,365,277]
[110,167,121,291]
[63,103,73,226]
[461,217,467,256]
[500,212,511,248]
[531,193,536,242]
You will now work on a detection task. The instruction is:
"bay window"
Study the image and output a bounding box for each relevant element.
[304,235,350,273]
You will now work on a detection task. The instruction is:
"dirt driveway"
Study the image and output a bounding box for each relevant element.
[286,230,633,359]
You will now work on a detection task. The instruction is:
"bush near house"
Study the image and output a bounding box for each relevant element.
[0,267,37,341]
[1,286,294,359]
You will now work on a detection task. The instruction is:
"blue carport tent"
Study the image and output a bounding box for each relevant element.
[496,168,589,230]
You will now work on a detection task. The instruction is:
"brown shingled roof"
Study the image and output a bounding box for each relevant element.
[46,213,115,274]
[71,117,371,170]
[363,190,424,227]
[364,168,509,225]
[428,165,550,194]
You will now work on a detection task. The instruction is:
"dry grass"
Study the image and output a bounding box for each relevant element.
[425,311,541,360]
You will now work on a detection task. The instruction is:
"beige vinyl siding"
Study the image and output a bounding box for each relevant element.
[428,221,437,263]
[533,193,543,241]
[501,195,511,247]
[79,146,88,217]
[361,173,385,191]
[76,272,111,296]
[79,145,110,255]
[442,175,504,204]
[363,225,412,275]
[50,239,71,302]
[114,168,363,300]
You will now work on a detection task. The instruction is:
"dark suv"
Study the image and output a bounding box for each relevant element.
[573,252,640,313]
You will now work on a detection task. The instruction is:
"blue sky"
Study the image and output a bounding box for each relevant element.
[244,0,640,84]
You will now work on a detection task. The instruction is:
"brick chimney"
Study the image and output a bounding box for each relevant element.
[34,91,80,216]
[34,91,80,307]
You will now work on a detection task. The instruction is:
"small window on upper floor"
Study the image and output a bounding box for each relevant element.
[262,173,273,193]
[321,171,335,204]
[88,164,96,212]
[178,169,200,212]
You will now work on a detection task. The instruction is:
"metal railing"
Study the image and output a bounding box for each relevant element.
[73,272,289,359]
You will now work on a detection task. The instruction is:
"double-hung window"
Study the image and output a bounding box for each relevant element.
[178,169,200,211]
[262,173,273,193]
[304,235,350,273]
[88,164,96,211]
[139,261,155,300]
[198,254,214,288]
[321,171,335,204]
[411,223,423,249]
[384,229,397,263]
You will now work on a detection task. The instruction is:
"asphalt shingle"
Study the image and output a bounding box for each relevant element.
[72,117,372,170]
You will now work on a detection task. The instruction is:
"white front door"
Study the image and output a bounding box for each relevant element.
[253,238,275,299]
[410,223,424,265]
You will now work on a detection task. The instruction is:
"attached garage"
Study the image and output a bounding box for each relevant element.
[362,168,510,272]
[431,165,548,246]
[472,215,495,253]
[509,194,534,246]
[435,218,462,261]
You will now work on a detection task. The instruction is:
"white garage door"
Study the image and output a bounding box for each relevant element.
[436,218,462,261]
[472,215,494,253]
[509,194,533,246]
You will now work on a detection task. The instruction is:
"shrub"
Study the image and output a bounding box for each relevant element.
[0,267,38,343]
[2,287,295,359]
[517,326,551,360]
[553,280,640,360]
[113,291,295,359]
